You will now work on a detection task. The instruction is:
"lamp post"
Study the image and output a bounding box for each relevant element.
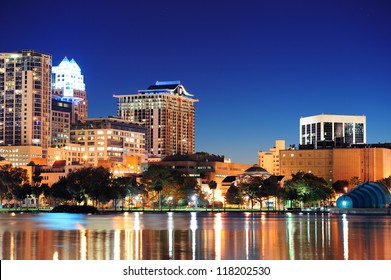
[168,196,173,211]
[192,195,198,211]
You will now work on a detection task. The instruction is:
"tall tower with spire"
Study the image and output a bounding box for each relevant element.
[51,57,88,146]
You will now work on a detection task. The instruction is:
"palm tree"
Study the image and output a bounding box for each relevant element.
[208,180,217,212]
[154,179,163,211]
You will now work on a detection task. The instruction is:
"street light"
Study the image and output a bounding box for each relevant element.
[168,196,173,211]
[192,195,198,210]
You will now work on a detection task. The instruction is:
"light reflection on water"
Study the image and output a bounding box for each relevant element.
[1,212,391,260]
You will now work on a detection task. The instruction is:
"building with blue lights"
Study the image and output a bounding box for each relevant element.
[336,181,391,208]
[51,57,88,146]
[52,57,88,124]
[114,81,198,158]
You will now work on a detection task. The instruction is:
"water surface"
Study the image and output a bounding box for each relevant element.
[1,212,390,260]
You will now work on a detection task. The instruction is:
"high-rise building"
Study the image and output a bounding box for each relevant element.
[300,114,366,148]
[114,81,198,157]
[52,57,88,123]
[0,50,52,148]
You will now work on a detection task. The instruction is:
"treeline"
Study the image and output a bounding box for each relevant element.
[1,163,391,210]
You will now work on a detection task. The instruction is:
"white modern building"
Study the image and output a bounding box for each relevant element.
[52,57,88,123]
[300,114,366,147]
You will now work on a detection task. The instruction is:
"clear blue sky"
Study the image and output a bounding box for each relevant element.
[2,0,391,164]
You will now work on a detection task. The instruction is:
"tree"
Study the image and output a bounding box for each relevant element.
[377,176,391,191]
[208,180,217,211]
[332,180,349,194]
[262,176,281,210]
[12,183,32,208]
[225,184,243,207]
[238,177,264,210]
[349,176,361,188]
[66,166,111,206]
[0,165,28,208]
[51,178,72,205]
[32,168,43,209]
[154,179,163,211]
[283,171,335,208]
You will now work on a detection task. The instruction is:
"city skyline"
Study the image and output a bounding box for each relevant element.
[2,0,391,164]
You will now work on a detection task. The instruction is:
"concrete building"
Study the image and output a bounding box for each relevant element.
[114,81,198,158]
[258,140,285,175]
[0,50,52,148]
[279,144,391,183]
[70,117,146,174]
[0,145,47,166]
[51,97,71,146]
[300,114,366,148]
[280,148,334,182]
[333,145,391,182]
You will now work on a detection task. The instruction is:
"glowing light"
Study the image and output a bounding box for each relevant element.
[214,213,222,260]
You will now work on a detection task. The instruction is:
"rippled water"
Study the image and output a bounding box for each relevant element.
[1,211,391,260]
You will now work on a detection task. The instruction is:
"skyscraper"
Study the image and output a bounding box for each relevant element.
[51,57,88,146]
[114,81,198,157]
[52,57,88,123]
[0,50,52,148]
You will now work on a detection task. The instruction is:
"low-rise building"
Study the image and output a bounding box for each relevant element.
[279,144,391,183]
[258,140,285,175]
[152,152,252,198]
[70,117,147,173]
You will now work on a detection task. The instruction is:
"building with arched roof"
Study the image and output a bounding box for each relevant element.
[336,182,391,208]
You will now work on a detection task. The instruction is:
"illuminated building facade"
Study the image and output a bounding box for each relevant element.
[70,117,146,174]
[258,140,285,175]
[114,81,197,158]
[279,144,391,183]
[0,50,52,148]
[280,148,334,182]
[52,57,88,123]
[51,97,71,146]
[300,114,366,148]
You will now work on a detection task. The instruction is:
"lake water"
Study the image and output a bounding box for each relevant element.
[1,211,391,260]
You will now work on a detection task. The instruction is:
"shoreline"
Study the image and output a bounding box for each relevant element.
[2,207,391,215]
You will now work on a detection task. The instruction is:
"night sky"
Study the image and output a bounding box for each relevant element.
[2,0,391,164]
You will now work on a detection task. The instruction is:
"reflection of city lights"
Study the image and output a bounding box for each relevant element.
[80,229,87,260]
[214,213,222,260]
[190,212,197,260]
[114,230,120,260]
[343,214,349,260]
[168,212,174,259]
[287,214,295,260]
